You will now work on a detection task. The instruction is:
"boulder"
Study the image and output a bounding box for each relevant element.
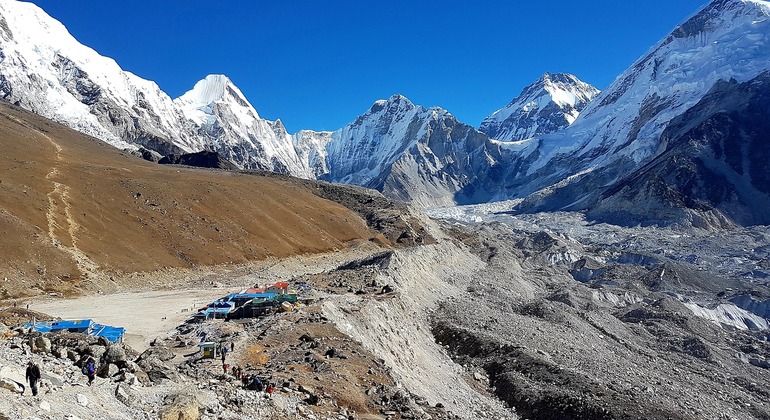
[87,345,106,360]
[137,346,175,362]
[115,383,136,406]
[30,336,52,353]
[124,361,140,373]
[0,377,24,394]
[104,345,127,364]
[75,393,89,406]
[160,392,199,420]
[97,363,119,379]
[133,369,150,385]
[55,347,68,359]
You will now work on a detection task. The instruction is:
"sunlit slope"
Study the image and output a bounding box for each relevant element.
[0,102,376,296]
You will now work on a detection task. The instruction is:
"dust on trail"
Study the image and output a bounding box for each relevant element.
[37,125,100,279]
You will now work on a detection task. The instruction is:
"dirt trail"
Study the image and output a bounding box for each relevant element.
[39,124,100,279]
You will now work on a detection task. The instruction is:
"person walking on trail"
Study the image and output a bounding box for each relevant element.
[222,363,229,375]
[83,359,96,386]
[25,361,41,396]
[230,342,234,352]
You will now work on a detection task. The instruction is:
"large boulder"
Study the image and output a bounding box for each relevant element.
[87,345,107,360]
[137,346,175,362]
[97,363,119,379]
[0,377,24,394]
[30,335,52,353]
[159,392,199,420]
[104,345,127,365]
[114,383,137,407]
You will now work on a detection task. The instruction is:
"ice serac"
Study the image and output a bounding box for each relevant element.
[480,73,599,142]
[173,75,312,176]
[322,95,503,207]
[498,0,770,227]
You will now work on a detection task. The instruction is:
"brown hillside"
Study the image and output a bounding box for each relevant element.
[0,103,380,298]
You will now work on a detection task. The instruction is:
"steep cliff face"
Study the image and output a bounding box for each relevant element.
[500,0,770,227]
[480,73,599,142]
[174,75,312,176]
[589,74,770,228]
[321,95,503,208]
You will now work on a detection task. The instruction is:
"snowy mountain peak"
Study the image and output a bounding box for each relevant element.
[175,74,258,124]
[368,94,417,115]
[479,73,599,142]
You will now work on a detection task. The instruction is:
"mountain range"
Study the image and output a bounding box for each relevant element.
[1,0,769,228]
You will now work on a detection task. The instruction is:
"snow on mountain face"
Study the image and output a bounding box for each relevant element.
[480,73,599,142]
[500,0,770,225]
[321,94,502,207]
[0,1,313,177]
[173,74,313,176]
[0,0,193,154]
[589,73,770,229]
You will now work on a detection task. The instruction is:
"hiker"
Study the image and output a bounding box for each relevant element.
[248,375,263,391]
[83,358,96,386]
[222,363,229,375]
[25,361,41,396]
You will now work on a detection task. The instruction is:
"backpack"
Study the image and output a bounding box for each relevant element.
[86,362,95,375]
[81,364,88,375]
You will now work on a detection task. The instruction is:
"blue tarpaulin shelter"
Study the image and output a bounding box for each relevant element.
[25,319,125,342]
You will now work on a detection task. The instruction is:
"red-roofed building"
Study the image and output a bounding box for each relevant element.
[266,282,289,295]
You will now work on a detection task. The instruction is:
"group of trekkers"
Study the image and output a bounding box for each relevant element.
[217,341,271,393]
[23,357,96,396]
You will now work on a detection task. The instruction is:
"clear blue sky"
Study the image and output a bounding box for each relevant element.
[28,0,707,133]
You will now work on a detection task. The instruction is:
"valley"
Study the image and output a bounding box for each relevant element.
[0,0,769,418]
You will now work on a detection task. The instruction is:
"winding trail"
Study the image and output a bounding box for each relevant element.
[35,124,100,279]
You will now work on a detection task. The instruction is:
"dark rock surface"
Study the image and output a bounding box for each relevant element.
[158,151,238,170]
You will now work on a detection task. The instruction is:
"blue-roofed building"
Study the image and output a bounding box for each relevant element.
[25,319,125,342]
[91,324,126,343]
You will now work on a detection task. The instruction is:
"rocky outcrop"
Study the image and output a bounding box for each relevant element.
[158,151,238,170]
[589,74,770,228]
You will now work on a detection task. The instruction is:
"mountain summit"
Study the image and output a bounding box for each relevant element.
[480,73,599,142]
[500,0,770,227]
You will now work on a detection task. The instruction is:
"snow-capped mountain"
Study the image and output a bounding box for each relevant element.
[0,0,198,154]
[590,73,770,228]
[480,73,599,142]
[321,95,502,207]
[3,0,770,225]
[174,75,312,176]
[0,1,311,176]
[494,0,770,227]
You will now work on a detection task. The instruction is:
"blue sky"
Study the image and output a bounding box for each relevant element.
[29,0,707,133]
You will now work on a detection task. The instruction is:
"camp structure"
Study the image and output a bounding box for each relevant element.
[198,341,221,359]
[26,319,126,343]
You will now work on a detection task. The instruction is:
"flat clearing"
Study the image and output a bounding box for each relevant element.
[32,287,240,351]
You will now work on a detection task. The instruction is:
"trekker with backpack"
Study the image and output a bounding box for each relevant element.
[25,361,41,396]
[82,358,96,386]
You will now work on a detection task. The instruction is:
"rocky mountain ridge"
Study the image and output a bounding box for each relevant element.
[479,72,600,142]
[2,0,770,226]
